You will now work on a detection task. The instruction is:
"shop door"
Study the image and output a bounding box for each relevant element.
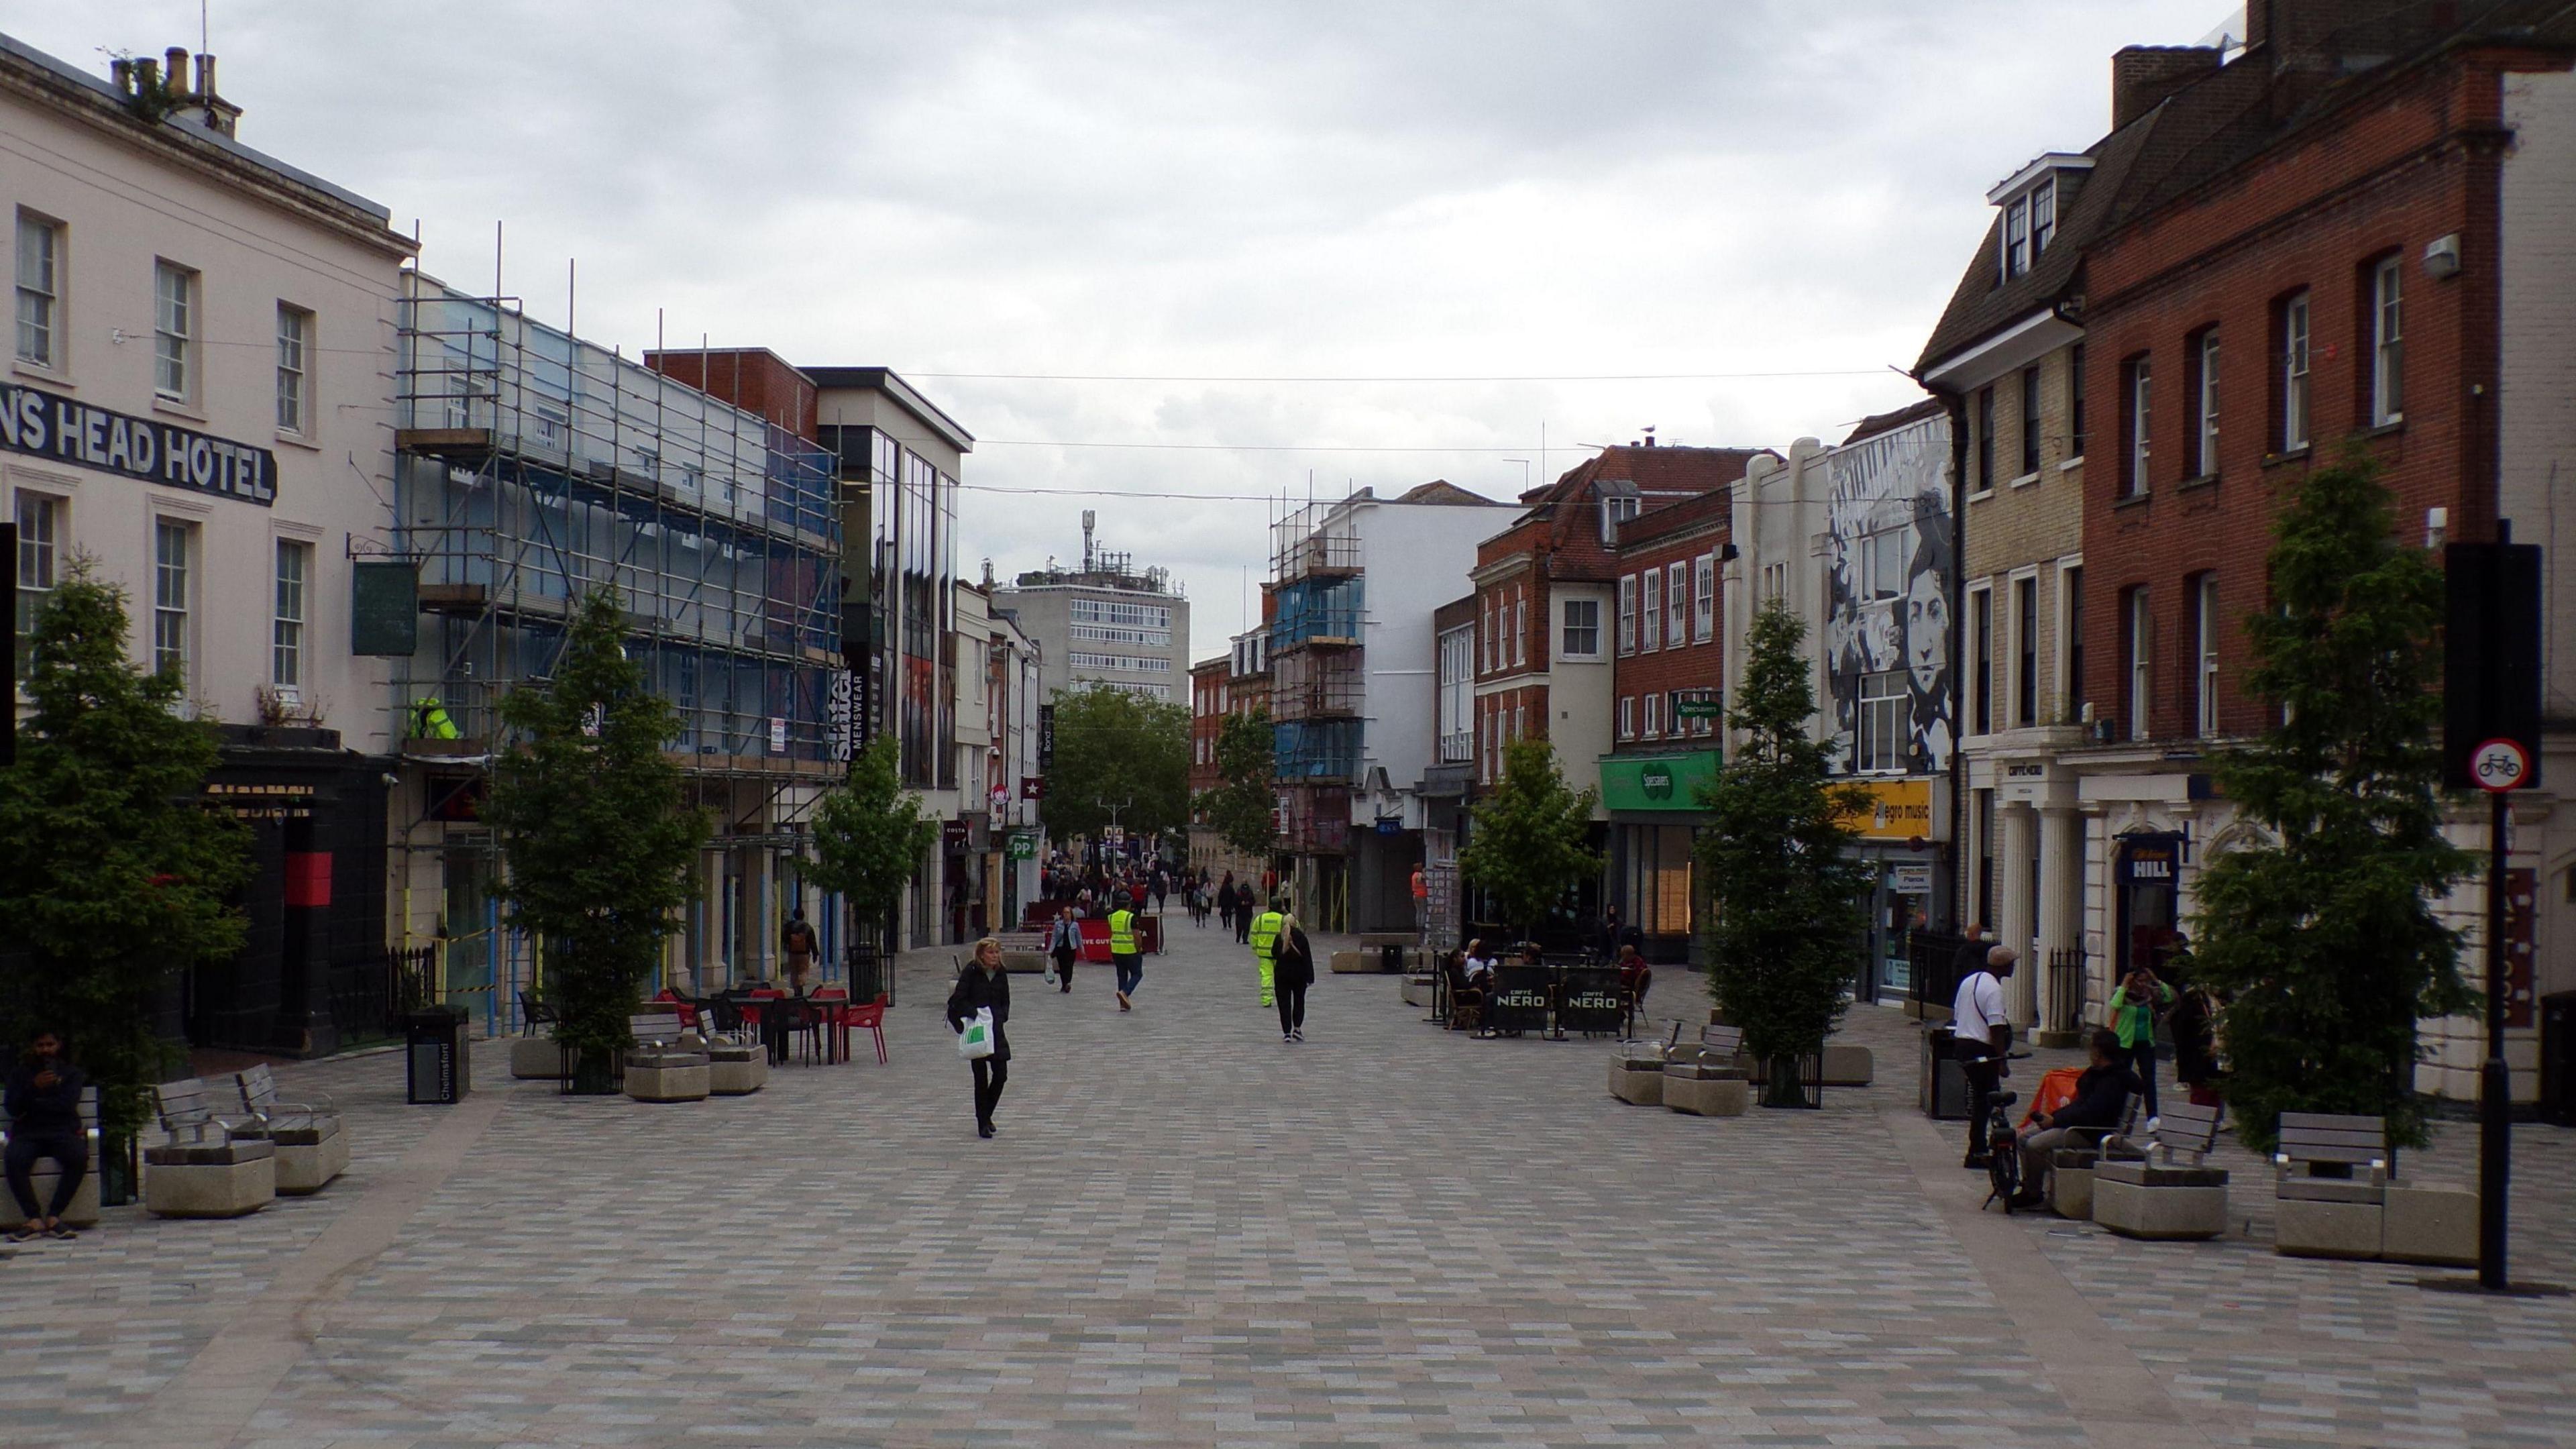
[442,849,493,1010]
[2115,833,2184,981]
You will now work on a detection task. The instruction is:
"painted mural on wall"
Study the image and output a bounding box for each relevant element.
[1823,412,1954,776]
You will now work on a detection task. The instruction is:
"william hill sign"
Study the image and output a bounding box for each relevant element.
[1,381,277,506]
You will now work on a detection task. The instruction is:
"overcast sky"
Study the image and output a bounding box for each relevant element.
[17,1,2228,651]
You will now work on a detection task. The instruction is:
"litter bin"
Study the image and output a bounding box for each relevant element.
[1381,943,1407,975]
[2542,990,2576,1128]
[1921,1025,1971,1120]
[407,1004,471,1104]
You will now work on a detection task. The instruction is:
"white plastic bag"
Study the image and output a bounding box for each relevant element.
[1043,965,1060,987]
[955,1006,996,1060]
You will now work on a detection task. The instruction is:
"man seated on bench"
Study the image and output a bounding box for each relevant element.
[1614,944,1652,1015]
[5,1030,87,1241]
[2010,1028,2140,1212]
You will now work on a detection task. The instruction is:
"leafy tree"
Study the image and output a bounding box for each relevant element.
[2188,453,2472,1152]
[1458,737,1601,940]
[794,734,938,960]
[482,588,708,1085]
[1039,684,1189,842]
[1695,598,1871,1106]
[0,561,252,1142]
[1195,706,1278,861]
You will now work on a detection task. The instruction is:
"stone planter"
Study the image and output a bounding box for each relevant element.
[2379,1185,2476,1267]
[1329,950,1367,973]
[143,1144,276,1219]
[2092,1163,2229,1240]
[510,1037,568,1079]
[270,1125,349,1195]
[707,1044,768,1095]
[1664,1074,1750,1117]
[625,1058,712,1104]
[0,1159,101,1228]
[2275,1198,2383,1259]
[1400,975,1437,1009]
[1609,1061,1664,1106]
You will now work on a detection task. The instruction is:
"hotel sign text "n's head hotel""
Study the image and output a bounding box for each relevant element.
[2,380,278,506]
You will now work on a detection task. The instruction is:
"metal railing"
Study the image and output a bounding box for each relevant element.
[2047,947,2087,1037]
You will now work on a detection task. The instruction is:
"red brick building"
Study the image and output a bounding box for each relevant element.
[2045,1,2575,1102]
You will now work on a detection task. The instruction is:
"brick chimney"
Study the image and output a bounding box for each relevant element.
[2112,45,2222,129]
[2244,0,2352,68]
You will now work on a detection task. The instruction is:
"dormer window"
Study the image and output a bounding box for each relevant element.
[1596,480,1642,542]
[2004,197,2031,278]
[2030,178,2056,256]
[1987,154,2089,285]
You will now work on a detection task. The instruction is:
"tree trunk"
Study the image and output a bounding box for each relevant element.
[1761,1055,1814,1109]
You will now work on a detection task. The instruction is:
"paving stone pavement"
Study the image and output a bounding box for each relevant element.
[3,920,2571,1448]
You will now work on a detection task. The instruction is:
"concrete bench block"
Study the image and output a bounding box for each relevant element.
[2274,1197,2383,1258]
[707,1049,768,1095]
[1665,1075,1749,1117]
[1329,950,1368,974]
[2049,1164,2098,1221]
[625,1062,712,1103]
[274,1130,350,1195]
[145,1155,276,1218]
[2380,1185,2477,1267]
[1820,1044,1874,1086]
[1400,975,1437,1008]
[511,1036,568,1079]
[1002,951,1047,973]
[2092,1177,2228,1240]
[0,1164,101,1228]
[1609,1063,1664,1106]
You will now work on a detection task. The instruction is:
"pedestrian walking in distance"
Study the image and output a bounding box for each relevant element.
[780,907,818,994]
[1271,909,1314,1042]
[1218,873,1238,936]
[5,1029,87,1240]
[1109,892,1144,1011]
[946,938,1012,1138]
[1247,895,1288,1010]
[1234,881,1256,944]
[1048,906,1081,994]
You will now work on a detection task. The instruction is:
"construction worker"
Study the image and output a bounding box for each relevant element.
[1247,896,1287,1010]
[411,696,460,741]
[1108,892,1142,1012]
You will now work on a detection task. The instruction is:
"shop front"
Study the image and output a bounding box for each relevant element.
[1832,776,1948,1003]
[1599,751,1721,964]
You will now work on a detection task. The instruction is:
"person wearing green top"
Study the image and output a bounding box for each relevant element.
[1247,900,1287,1009]
[2107,965,2176,1119]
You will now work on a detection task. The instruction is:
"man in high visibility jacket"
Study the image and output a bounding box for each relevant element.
[1248,898,1287,1008]
[1108,893,1142,1012]
[411,696,460,741]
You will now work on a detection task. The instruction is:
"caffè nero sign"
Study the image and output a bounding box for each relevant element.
[1,381,278,506]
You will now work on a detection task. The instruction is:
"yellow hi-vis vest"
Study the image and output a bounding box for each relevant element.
[1108,908,1137,955]
[1248,910,1285,965]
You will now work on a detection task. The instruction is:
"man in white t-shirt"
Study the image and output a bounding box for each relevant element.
[1951,945,2016,1168]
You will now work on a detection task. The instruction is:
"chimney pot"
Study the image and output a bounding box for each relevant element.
[111,57,133,92]
[136,57,160,91]
[165,46,190,95]
[197,54,217,97]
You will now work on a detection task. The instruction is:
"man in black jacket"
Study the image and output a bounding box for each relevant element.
[947,939,1013,1138]
[5,1030,87,1240]
[2010,1028,2141,1210]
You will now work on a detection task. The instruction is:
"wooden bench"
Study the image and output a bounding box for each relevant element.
[1,1084,101,1230]
[232,1065,347,1195]
[2273,1112,2387,1258]
[145,1079,275,1218]
[624,1011,711,1103]
[1663,1023,1750,1117]
[2091,1100,2228,1240]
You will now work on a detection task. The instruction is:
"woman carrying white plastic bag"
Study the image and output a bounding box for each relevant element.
[947,937,1013,1138]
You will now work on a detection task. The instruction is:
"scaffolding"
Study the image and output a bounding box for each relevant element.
[390,270,844,1027]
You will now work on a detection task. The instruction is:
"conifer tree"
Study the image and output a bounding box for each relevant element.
[2188,454,2472,1151]
[483,588,708,1083]
[1458,738,1601,941]
[0,563,252,1140]
[1695,599,1871,1106]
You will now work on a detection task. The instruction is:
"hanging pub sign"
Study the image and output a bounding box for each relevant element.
[2,380,278,506]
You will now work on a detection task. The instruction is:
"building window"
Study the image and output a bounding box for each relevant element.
[1561,597,1601,659]
[154,260,195,400]
[1862,531,1904,600]
[1970,586,1992,736]
[13,490,62,680]
[2002,196,2031,280]
[1439,625,1474,762]
[2189,327,2220,478]
[273,539,309,689]
[1618,694,1635,741]
[1617,575,1636,655]
[15,212,60,368]
[2194,572,2220,738]
[2123,585,2150,742]
[1513,596,1527,667]
[1644,690,1663,739]
[1762,561,1788,604]
[1664,562,1687,648]
[2014,574,2037,729]
[1693,553,1715,642]
[1599,492,1641,543]
[1640,569,1662,653]
[2030,178,2056,257]
[2122,355,2151,498]
[2068,342,2086,458]
[2279,290,2310,451]
[153,518,194,682]
[1974,386,1996,492]
[276,305,312,433]
[2063,564,2084,719]
[1481,596,1495,672]
[1857,670,1906,773]
[2371,255,2404,426]
[2019,366,2041,477]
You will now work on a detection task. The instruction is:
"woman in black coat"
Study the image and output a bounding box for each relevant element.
[1273,912,1314,1043]
[947,938,1013,1138]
